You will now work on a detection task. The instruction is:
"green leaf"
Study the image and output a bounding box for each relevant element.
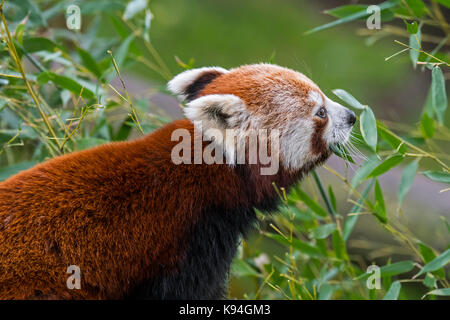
[358,260,415,280]
[318,283,335,300]
[114,115,134,141]
[422,171,450,184]
[79,0,125,14]
[21,37,61,53]
[332,230,348,260]
[374,179,387,223]
[37,71,95,99]
[416,249,450,276]
[328,186,337,212]
[405,0,428,17]
[352,156,380,187]
[398,160,419,204]
[431,66,448,125]
[104,34,136,83]
[74,138,108,151]
[305,1,399,35]
[403,20,418,34]
[330,144,355,163]
[422,86,434,117]
[409,29,421,69]
[343,179,375,241]
[383,281,401,300]
[380,261,415,277]
[378,125,408,154]
[418,242,437,263]
[0,161,37,181]
[418,242,446,278]
[296,189,328,217]
[77,47,102,79]
[231,260,260,278]
[310,223,337,239]
[325,4,395,22]
[360,107,377,151]
[434,0,450,9]
[420,112,435,138]
[422,288,450,299]
[423,273,437,288]
[367,155,404,178]
[266,233,324,257]
[123,0,148,20]
[332,89,365,109]
[325,5,367,19]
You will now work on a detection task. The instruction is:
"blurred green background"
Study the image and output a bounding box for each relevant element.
[130,0,425,121]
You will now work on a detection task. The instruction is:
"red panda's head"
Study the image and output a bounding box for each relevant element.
[168,64,356,172]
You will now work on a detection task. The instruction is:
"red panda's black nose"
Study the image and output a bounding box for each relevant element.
[347,110,356,126]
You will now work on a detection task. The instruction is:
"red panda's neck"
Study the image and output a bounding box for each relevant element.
[153,119,304,211]
[129,120,307,299]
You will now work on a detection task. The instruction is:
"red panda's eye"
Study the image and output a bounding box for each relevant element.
[316,107,327,119]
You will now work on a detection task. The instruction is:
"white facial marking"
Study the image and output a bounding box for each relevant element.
[308,91,323,107]
[167,66,228,100]
[324,96,353,145]
[279,118,314,170]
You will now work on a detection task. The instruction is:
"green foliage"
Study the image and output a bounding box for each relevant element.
[231,0,449,300]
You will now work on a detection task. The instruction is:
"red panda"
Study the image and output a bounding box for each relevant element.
[0,64,356,299]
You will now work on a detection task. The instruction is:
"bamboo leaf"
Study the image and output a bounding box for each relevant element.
[374,179,387,223]
[398,160,419,204]
[37,71,95,99]
[383,281,401,300]
[358,261,415,280]
[231,260,261,278]
[266,233,324,257]
[343,179,375,241]
[328,186,337,212]
[367,154,404,178]
[333,89,365,109]
[431,66,448,125]
[409,28,421,69]
[418,242,446,278]
[305,1,398,35]
[296,189,328,217]
[422,171,450,184]
[434,0,450,9]
[123,0,148,20]
[422,288,450,299]
[420,112,435,138]
[310,223,337,239]
[360,107,378,151]
[416,249,450,276]
[77,47,102,79]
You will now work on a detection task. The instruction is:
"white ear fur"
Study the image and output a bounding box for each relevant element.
[167,67,228,101]
[184,94,249,130]
[184,94,251,165]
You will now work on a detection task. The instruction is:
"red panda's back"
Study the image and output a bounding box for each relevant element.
[0,119,205,299]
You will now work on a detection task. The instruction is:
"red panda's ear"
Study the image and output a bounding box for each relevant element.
[184,94,249,131]
[168,67,228,102]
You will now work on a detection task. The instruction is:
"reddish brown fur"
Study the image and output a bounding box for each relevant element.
[200,65,319,127]
[0,120,309,299]
[311,117,329,155]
